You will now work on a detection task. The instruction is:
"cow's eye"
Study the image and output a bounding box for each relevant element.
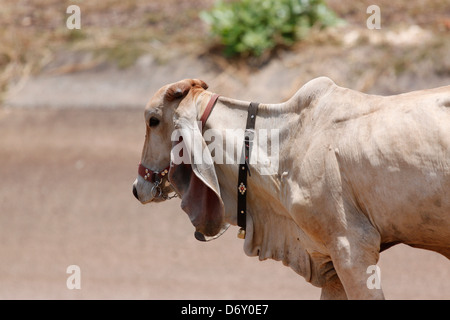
[149,117,160,127]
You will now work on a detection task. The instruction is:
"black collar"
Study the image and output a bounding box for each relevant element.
[237,102,259,239]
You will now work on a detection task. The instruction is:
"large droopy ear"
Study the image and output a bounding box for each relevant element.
[167,84,226,240]
[165,79,208,102]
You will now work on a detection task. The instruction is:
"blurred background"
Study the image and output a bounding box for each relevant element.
[0,0,449,299]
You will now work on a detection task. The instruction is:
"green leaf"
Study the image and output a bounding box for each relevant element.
[201,0,342,57]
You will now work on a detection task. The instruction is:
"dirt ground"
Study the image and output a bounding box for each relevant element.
[0,107,448,300]
[0,0,449,300]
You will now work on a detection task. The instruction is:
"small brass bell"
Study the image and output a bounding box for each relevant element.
[237,228,246,239]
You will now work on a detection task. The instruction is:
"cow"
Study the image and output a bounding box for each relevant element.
[132,77,450,299]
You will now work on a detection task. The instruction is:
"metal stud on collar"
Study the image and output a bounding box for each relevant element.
[238,182,247,195]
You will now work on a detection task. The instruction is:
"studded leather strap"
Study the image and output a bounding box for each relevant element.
[138,162,170,183]
[237,102,259,232]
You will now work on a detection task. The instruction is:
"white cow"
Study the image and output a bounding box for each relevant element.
[132,77,450,299]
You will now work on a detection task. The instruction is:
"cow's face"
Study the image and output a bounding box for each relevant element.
[132,79,228,241]
[132,82,177,204]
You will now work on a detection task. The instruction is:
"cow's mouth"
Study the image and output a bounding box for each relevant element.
[194,223,230,242]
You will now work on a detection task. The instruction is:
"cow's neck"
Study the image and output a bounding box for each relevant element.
[194,91,323,281]
[196,91,311,228]
[196,91,296,218]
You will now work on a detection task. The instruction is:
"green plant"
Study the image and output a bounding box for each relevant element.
[200,0,341,57]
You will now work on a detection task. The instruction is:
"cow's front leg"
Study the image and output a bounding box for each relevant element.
[320,274,347,300]
[328,231,384,300]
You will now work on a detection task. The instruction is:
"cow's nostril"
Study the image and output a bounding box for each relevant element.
[132,185,139,200]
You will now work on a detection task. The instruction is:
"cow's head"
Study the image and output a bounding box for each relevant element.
[132,79,228,241]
